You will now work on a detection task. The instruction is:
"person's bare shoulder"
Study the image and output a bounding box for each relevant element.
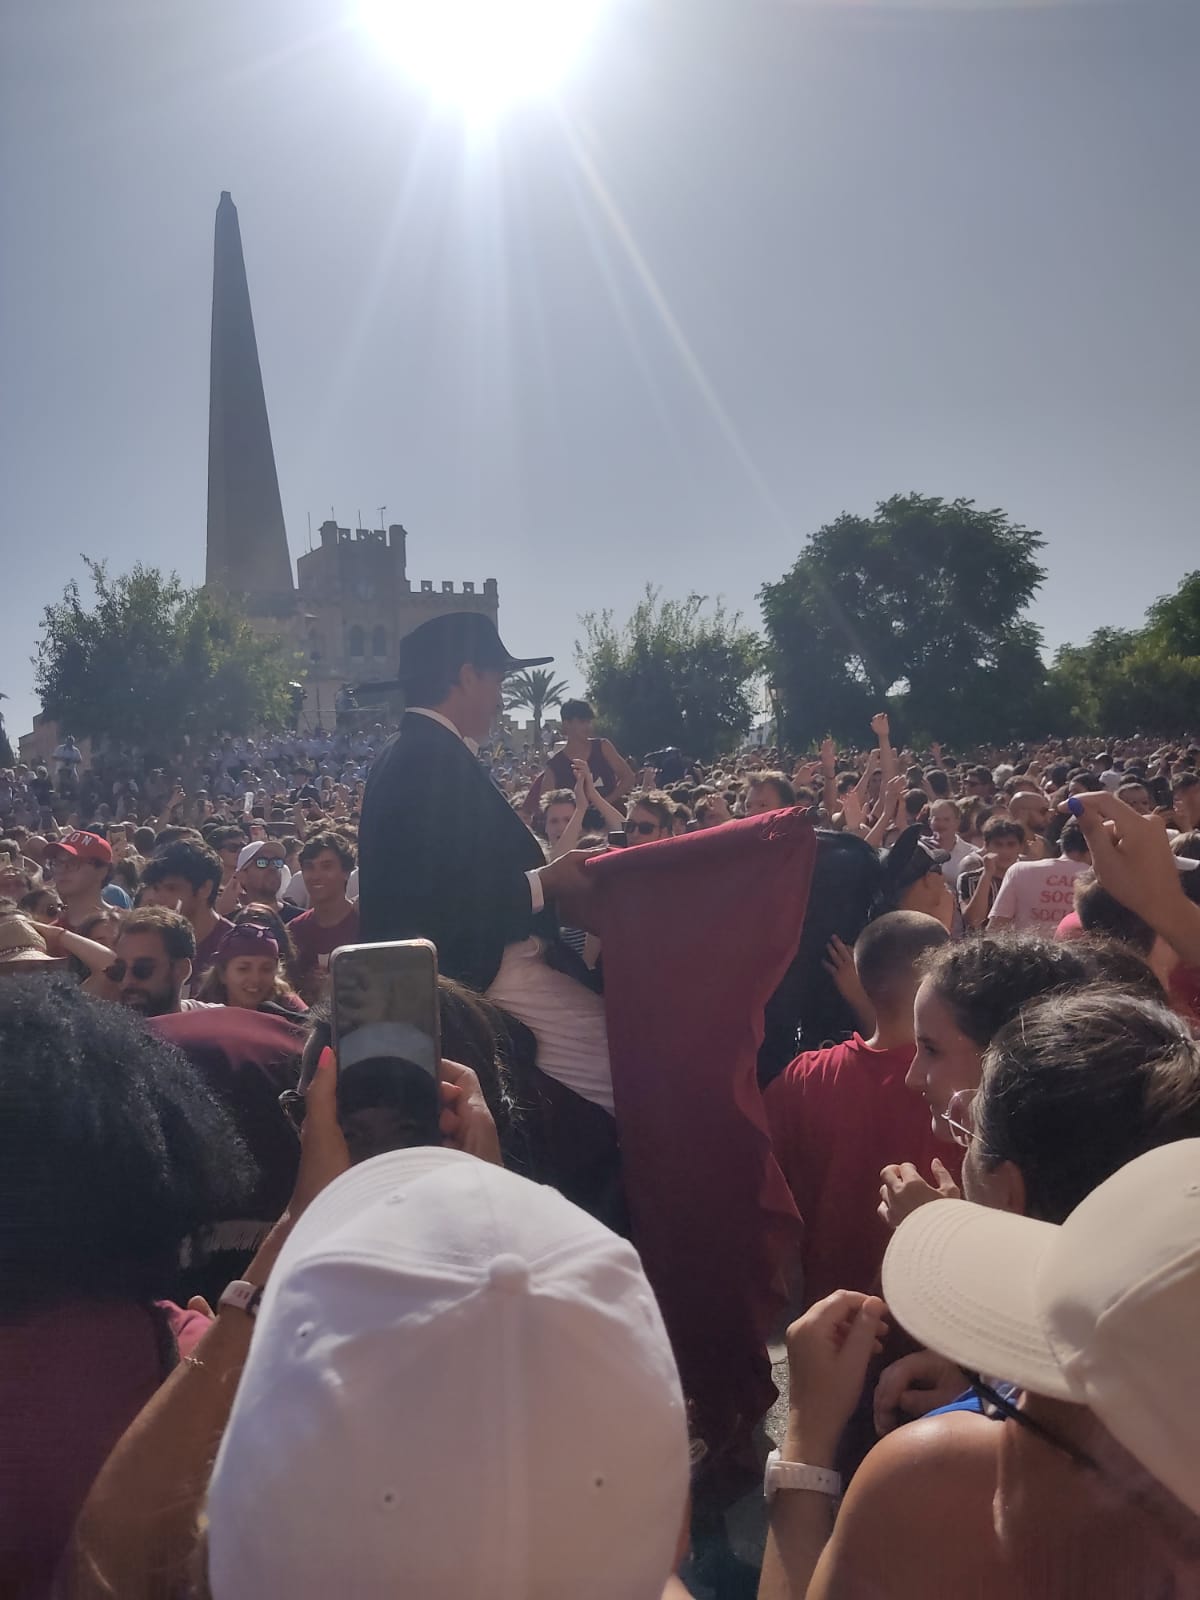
[807,1413,997,1600]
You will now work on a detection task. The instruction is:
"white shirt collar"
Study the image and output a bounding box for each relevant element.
[408,706,479,756]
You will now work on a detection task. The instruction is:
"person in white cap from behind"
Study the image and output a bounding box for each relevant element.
[204,1148,689,1599]
[757,1140,1200,1600]
[63,1049,692,1600]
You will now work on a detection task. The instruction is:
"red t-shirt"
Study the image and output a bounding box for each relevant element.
[763,1034,964,1306]
[289,904,360,992]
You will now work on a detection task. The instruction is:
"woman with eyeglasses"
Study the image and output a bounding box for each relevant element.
[759,991,1200,1600]
[881,934,1164,1228]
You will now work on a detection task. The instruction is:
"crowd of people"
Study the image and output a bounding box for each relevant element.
[2,611,1199,1598]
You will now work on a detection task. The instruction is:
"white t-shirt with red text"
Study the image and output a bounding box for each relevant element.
[988,857,1090,935]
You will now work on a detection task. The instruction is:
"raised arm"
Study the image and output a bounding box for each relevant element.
[852,746,880,804]
[864,775,904,849]
[583,765,627,833]
[601,738,637,805]
[871,712,897,786]
[819,738,839,820]
[39,925,122,999]
[549,762,591,860]
[1066,792,1200,966]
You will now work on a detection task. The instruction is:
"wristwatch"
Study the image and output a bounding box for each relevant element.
[763,1447,842,1504]
[218,1279,265,1319]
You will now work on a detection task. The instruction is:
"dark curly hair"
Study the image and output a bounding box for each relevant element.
[920,935,1164,1049]
[0,978,255,1317]
[298,832,356,872]
[977,990,1200,1222]
[142,839,223,907]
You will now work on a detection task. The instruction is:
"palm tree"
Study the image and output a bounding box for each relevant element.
[503,669,568,749]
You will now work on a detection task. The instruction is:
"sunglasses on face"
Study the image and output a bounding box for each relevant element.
[626,820,661,837]
[248,857,285,870]
[105,956,160,983]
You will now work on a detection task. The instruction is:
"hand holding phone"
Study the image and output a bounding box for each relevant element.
[331,939,442,1161]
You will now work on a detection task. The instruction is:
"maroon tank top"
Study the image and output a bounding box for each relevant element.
[546,739,618,796]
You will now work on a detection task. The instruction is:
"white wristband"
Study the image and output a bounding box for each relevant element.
[219,1279,265,1319]
[764,1447,842,1503]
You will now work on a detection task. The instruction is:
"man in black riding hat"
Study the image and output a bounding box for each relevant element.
[358,613,613,1111]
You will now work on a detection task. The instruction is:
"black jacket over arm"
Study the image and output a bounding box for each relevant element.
[358,713,557,991]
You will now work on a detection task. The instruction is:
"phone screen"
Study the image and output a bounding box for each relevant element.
[331,940,442,1160]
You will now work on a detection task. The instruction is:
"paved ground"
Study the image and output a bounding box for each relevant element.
[680,1345,789,1598]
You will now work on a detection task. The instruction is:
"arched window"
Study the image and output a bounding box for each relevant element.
[348,625,365,659]
[371,625,388,657]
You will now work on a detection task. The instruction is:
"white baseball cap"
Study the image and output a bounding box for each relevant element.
[205,1148,689,1599]
[236,839,290,891]
[882,1139,1200,1515]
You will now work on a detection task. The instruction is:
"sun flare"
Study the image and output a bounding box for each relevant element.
[359,0,606,118]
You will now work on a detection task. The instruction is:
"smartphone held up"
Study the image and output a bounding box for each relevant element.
[330,939,442,1163]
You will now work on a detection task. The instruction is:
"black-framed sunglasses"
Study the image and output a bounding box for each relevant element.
[105,956,159,983]
[626,820,661,837]
[249,856,285,870]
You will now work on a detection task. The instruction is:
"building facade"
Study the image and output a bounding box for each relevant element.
[295,520,498,712]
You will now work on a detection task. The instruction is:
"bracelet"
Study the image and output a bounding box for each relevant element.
[764,1448,842,1504]
[218,1279,265,1319]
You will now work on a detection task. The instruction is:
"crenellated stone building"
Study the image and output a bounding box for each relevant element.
[295,521,498,703]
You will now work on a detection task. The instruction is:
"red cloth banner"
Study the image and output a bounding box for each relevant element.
[586,810,815,1449]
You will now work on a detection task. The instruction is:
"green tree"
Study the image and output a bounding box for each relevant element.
[1044,567,1200,738]
[1106,639,1200,734]
[1047,624,1200,737]
[1044,627,1138,734]
[503,667,569,749]
[760,494,1048,747]
[35,559,293,761]
[576,588,761,761]
[0,695,14,769]
[1145,569,1200,659]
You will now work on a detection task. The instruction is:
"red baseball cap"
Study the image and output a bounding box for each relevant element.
[47,830,112,866]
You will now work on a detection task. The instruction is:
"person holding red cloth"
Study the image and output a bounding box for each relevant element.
[763,912,961,1308]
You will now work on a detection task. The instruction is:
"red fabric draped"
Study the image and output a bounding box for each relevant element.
[585,810,815,1450]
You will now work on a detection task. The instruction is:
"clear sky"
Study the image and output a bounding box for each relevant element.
[3,0,1198,742]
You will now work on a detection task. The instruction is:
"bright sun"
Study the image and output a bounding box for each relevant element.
[359,0,606,118]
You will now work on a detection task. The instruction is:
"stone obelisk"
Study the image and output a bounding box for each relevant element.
[206,191,295,612]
